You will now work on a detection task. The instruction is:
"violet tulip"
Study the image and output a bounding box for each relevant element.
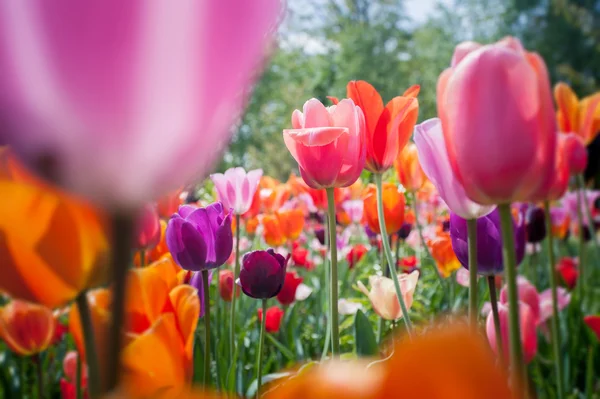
[0,1,281,206]
[211,167,263,215]
[238,249,287,299]
[486,301,538,364]
[413,118,495,219]
[166,202,233,271]
[449,208,526,275]
[283,98,366,189]
[438,37,557,205]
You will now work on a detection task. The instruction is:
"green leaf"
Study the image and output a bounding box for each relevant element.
[354,309,379,357]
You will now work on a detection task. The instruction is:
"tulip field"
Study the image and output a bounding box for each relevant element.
[1,2,600,399]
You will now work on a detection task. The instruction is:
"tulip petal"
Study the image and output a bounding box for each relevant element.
[302,98,332,128]
[168,285,200,364]
[346,80,384,137]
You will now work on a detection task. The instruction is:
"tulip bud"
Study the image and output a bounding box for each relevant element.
[218,269,239,302]
[584,315,600,341]
[346,244,368,269]
[315,228,326,246]
[276,271,303,306]
[134,203,161,250]
[239,249,287,299]
[257,306,285,333]
[357,271,419,320]
[0,300,56,356]
[486,301,538,363]
[556,257,579,289]
[525,206,546,243]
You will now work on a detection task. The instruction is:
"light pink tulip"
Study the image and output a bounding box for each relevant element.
[342,200,364,224]
[0,1,280,206]
[211,167,262,215]
[500,276,540,323]
[357,271,419,320]
[538,287,570,325]
[438,36,557,205]
[283,98,366,189]
[455,267,470,288]
[413,118,495,219]
[486,301,538,363]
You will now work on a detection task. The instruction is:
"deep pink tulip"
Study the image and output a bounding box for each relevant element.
[211,167,262,215]
[133,203,161,250]
[413,118,495,219]
[563,133,588,176]
[500,276,540,323]
[0,1,281,206]
[283,98,366,189]
[438,37,557,205]
[486,301,538,364]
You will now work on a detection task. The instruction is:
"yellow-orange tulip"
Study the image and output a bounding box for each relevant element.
[261,214,286,247]
[0,148,108,308]
[363,183,405,234]
[0,299,56,356]
[427,231,461,278]
[394,142,426,192]
[554,82,600,145]
[275,209,305,241]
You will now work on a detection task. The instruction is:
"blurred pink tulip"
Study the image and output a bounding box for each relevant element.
[0,1,281,206]
[283,98,366,189]
[438,36,557,205]
[133,203,161,250]
[413,118,495,219]
[211,167,263,215]
[500,276,540,323]
[563,133,588,175]
[486,301,538,363]
[341,200,364,224]
[357,271,419,320]
[538,287,570,326]
[455,267,470,288]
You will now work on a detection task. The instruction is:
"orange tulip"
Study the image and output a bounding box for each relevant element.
[246,216,260,235]
[261,214,286,247]
[0,299,56,356]
[276,209,305,241]
[427,231,461,278]
[157,188,184,219]
[0,148,109,308]
[554,82,600,145]
[70,259,198,397]
[394,143,427,192]
[363,183,405,234]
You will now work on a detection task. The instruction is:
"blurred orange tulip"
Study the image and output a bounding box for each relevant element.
[427,231,461,278]
[0,148,109,308]
[70,259,198,397]
[554,82,600,145]
[363,183,405,234]
[246,216,260,235]
[0,299,56,356]
[394,142,426,192]
[157,189,184,219]
[275,209,305,241]
[262,214,286,247]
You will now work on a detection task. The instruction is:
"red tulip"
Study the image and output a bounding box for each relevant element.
[276,271,304,306]
[258,306,285,333]
[584,315,600,341]
[346,244,368,269]
[556,257,579,289]
[0,299,56,356]
[218,269,239,302]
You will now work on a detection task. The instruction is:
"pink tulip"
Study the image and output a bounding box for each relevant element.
[413,118,495,219]
[563,133,588,175]
[133,203,161,250]
[210,167,262,215]
[486,301,538,363]
[455,267,471,288]
[341,200,364,224]
[438,37,557,205]
[500,276,540,323]
[283,98,366,189]
[357,271,419,320]
[0,1,281,206]
[538,287,570,325]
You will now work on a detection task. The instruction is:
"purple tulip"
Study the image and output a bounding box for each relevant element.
[449,208,526,275]
[166,202,233,271]
[189,271,214,318]
[238,249,287,299]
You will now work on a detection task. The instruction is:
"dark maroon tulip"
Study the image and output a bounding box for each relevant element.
[525,205,546,243]
[397,222,412,240]
[238,249,287,299]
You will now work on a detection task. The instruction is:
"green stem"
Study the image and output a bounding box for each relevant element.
[575,186,586,301]
[374,174,412,334]
[105,212,134,394]
[586,345,594,398]
[543,201,564,399]
[35,354,43,399]
[320,216,332,361]
[487,275,504,365]
[577,174,600,259]
[256,299,267,398]
[409,192,447,296]
[497,204,524,392]
[467,219,478,328]
[202,270,211,387]
[326,188,340,356]
[230,213,241,363]
[76,350,82,399]
[75,292,101,398]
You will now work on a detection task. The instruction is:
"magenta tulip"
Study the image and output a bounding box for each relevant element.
[438,37,557,205]
[211,167,263,215]
[0,1,281,206]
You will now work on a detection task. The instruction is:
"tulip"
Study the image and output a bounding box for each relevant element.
[291,244,310,268]
[500,276,540,323]
[363,183,405,235]
[550,206,570,239]
[60,351,89,399]
[398,255,418,273]
[438,37,557,205]
[276,209,305,242]
[188,271,214,318]
[145,220,169,264]
[413,118,495,219]
[583,315,600,341]
[538,288,570,326]
[257,306,285,333]
[346,244,369,269]
[283,98,366,189]
[394,143,427,192]
[556,257,579,289]
[427,232,462,278]
[134,204,161,251]
[397,222,412,240]
[218,269,239,302]
[341,200,364,224]
[276,271,304,306]
[0,300,55,356]
[261,214,287,247]
[166,202,233,271]
[357,271,419,320]
[0,0,282,206]
[238,249,287,299]
[0,149,109,308]
[486,301,538,364]
[554,82,600,145]
[338,299,364,316]
[211,167,263,215]
[157,189,185,219]
[342,81,420,173]
[450,208,526,275]
[525,206,546,243]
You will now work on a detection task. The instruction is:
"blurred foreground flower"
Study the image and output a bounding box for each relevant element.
[0,299,55,356]
[0,0,282,206]
[357,271,419,320]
